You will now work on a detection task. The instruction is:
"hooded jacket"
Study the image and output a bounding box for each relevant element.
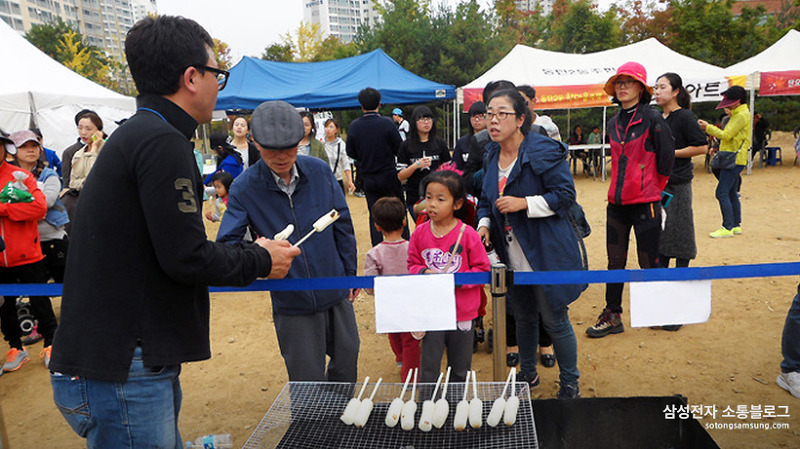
[217,155,358,315]
[0,162,47,267]
[477,132,587,310]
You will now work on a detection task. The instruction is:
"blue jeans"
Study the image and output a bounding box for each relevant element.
[51,347,183,449]
[715,165,744,230]
[511,284,579,387]
[781,283,800,373]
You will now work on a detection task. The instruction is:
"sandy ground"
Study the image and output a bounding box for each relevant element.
[1,132,799,448]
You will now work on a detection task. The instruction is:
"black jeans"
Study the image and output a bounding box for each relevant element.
[0,261,58,348]
[605,202,662,314]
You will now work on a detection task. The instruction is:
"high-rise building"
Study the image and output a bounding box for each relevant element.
[515,0,555,16]
[303,0,383,43]
[0,0,156,63]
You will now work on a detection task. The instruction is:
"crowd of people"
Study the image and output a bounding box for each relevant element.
[0,14,798,448]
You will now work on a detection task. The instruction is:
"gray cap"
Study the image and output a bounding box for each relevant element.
[0,130,16,156]
[250,101,305,150]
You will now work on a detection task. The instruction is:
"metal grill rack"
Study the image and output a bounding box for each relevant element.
[243,381,538,449]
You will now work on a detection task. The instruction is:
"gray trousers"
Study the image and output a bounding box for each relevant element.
[420,329,473,384]
[273,299,360,382]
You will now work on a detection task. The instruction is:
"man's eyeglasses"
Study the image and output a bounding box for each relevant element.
[485,111,516,121]
[193,65,230,91]
[471,113,486,120]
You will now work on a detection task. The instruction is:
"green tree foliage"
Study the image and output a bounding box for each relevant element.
[262,42,295,62]
[664,0,782,66]
[26,19,115,91]
[548,0,623,52]
[356,0,506,86]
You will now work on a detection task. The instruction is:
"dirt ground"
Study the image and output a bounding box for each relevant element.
[2,132,800,448]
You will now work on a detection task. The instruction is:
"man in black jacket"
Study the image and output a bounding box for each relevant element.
[346,87,408,245]
[49,16,300,448]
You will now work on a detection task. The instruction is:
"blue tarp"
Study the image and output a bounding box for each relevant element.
[215,49,456,111]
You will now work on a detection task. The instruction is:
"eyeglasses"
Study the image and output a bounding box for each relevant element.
[193,65,230,91]
[471,113,486,120]
[485,111,516,121]
[416,117,433,123]
[613,79,637,89]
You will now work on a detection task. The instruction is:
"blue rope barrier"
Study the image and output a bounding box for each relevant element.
[2,261,799,296]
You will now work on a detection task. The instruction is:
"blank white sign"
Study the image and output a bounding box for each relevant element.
[630,280,712,328]
[374,274,457,333]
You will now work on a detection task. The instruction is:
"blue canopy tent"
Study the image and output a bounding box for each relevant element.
[215,49,456,111]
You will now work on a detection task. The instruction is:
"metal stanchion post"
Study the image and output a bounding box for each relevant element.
[490,263,508,381]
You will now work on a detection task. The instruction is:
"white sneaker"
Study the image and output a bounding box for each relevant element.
[776,371,800,399]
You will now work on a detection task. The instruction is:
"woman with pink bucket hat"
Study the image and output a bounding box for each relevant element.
[586,62,675,338]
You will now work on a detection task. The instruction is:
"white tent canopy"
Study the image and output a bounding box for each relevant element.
[724,29,800,89]
[0,20,135,155]
[462,38,729,108]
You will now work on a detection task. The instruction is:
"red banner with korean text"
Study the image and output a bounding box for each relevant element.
[463,84,612,112]
[759,71,800,96]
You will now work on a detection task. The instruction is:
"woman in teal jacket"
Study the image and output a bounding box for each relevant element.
[476,88,586,399]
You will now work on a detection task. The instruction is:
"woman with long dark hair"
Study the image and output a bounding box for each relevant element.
[653,73,708,273]
[396,106,451,219]
[297,111,330,164]
[586,62,675,338]
[476,88,586,398]
[203,132,243,185]
[230,116,259,169]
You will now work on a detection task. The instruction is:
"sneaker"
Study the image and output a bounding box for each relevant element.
[40,346,52,369]
[557,384,580,399]
[732,226,742,235]
[777,371,800,399]
[517,371,540,389]
[21,326,43,346]
[586,308,624,338]
[709,227,734,238]
[3,348,30,372]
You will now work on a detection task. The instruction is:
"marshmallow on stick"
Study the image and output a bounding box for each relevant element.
[273,224,294,241]
[418,372,443,432]
[468,370,483,429]
[504,370,519,426]
[400,368,418,431]
[453,370,470,431]
[293,209,340,247]
[487,368,514,427]
[354,378,382,428]
[385,369,413,428]
[341,376,370,425]
[432,366,452,429]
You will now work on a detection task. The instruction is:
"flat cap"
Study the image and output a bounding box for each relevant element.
[251,101,305,150]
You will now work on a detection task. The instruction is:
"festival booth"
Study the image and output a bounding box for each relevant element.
[215,49,456,111]
[724,30,800,170]
[460,39,731,179]
[0,20,135,155]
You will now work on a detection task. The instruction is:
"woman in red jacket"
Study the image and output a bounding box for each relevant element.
[0,130,51,372]
[585,62,675,338]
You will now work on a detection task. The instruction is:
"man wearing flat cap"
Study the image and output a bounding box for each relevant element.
[217,101,360,383]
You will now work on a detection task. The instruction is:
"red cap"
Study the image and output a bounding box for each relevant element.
[603,61,653,97]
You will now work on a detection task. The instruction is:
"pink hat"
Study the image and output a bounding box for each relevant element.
[603,61,653,97]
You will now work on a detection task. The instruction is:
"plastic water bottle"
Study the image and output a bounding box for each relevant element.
[185,434,233,449]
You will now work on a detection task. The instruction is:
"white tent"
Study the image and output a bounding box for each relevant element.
[0,20,135,155]
[461,38,729,110]
[724,29,800,89]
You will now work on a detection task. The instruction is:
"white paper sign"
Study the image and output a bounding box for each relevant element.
[374,274,457,333]
[630,280,712,328]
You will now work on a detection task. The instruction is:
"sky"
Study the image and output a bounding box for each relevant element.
[157,0,614,63]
